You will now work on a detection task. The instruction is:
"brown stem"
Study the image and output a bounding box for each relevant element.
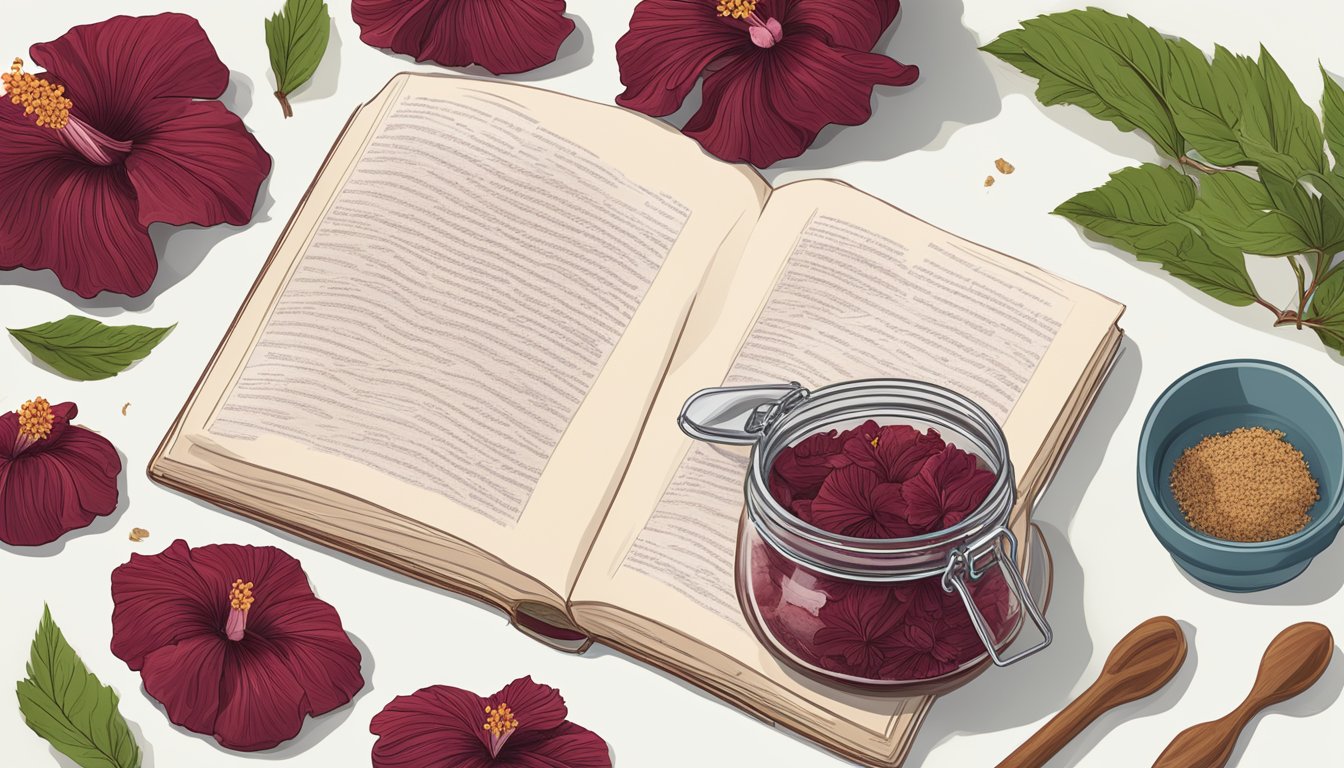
[1290,257,1307,329]
[1178,155,1227,174]
[274,90,293,119]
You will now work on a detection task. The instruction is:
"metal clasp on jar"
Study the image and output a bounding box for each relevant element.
[940,525,1052,666]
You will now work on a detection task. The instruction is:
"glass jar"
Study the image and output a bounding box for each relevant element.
[679,379,1051,690]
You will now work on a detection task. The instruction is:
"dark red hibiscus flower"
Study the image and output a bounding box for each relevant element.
[843,423,945,483]
[901,445,996,530]
[813,589,906,677]
[354,0,576,75]
[811,465,914,539]
[370,676,610,768]
[616,0,918,167]
[110,540,364,751]
[0,14,270,298]
[0,397,120,546]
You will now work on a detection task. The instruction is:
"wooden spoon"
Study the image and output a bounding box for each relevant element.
[998,616,1188,768]
[1152,622,1334,768]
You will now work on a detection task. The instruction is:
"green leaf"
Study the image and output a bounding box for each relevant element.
[983,9,1186,157]
[265,0,330,107]
[1181,171,1316,255]
[1237,47,1328,180]
[9,315,175,381]
[1169,45,1257,167]
[1054,164,1259,305]
[16,606,141,768]
[1307,268,1344,354]
[1322,66,1344,170]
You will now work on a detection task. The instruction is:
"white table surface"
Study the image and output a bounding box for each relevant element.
[3,1,1342,766]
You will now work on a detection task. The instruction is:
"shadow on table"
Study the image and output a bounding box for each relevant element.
[1177,530,1344,606]
[0,447,131,558]
[905,336,1143,765]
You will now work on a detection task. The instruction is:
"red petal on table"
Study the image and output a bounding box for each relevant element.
[488,676,569,736]
[353,0,576,75]
[124,99,271,228]
[615,0,744,116]
[370,685,494,767]
[110,540,218,669]
[784,0,903,51]
[212,636,311,751]
[684,35,916,167]
[505,721,612,768]
[30,13,230,133]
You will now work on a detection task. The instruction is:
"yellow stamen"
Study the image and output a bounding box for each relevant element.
[483,703,519,737]
[17,397,55,442]
[3,58,71,130]
[870,435,880,448]
[229,579,255,612]
[717,0,757,19]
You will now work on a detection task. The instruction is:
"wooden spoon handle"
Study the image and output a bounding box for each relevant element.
[1152,622,1333,768]
[997,685,1106,768]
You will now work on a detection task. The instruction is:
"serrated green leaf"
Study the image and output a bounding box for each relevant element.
[982,9,1186,157]
[1169,44,1256,167]
[1322,66,1344,170]
[16,606,141,768]
[1181,171,1317,255]
[266,0,330,95]
[1054,163,1258,305]
[1307,268,1344,353]
[9,315,175,381]
[1237,47,1327,180]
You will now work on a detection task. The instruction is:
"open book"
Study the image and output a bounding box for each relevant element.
[151,74,1124,767]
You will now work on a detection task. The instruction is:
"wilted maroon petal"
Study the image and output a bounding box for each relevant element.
[29,13,229,133]
[139,634,227,736]
[811,466,913,539]
[902,446,996,530]
[879,618,963,680]
[503,721,611,768]
[615,0,744,116]
[843,424,944,483]
[685,35,917,167]
[353,0,576,75]
[0,141,156,297]
[813,589,903,673]
[784,0,901,51]
[111,540,218,668]
[124,99,270,227]
[371,686,494,767]
[212,636,314,751]
[769,428,850,500]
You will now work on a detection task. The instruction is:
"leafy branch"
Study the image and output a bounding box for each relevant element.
[984,7,1344,355]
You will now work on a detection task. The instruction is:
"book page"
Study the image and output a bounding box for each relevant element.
[180,74,768,599]
[574,179,1122,735]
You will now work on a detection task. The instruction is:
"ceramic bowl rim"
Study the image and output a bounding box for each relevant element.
[1137,358,1344,557]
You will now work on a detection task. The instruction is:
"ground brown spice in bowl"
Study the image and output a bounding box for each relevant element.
[1170,427,1319,542]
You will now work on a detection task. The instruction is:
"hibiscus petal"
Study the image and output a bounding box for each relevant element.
[503,722,612,768]
[812,466,880,535]
[111,540,220,669]
[371,685,493,767]
[41,427,121,513]
[490,676,568,736]
[685,36,917,167]
[212,635,310,751]
[354,0,576,76]
[0,455,86,546]
[139,634,227,737]
[251,596,364,715]
[0,156,156,297]
[187,543,323,622]
[783,0,902,51]
[123,99,271,228]
[29,13,230,136]
[615,0,745,116]
[0,105,72,273]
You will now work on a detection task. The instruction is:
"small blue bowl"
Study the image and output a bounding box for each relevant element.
[1138,359,1344,592]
